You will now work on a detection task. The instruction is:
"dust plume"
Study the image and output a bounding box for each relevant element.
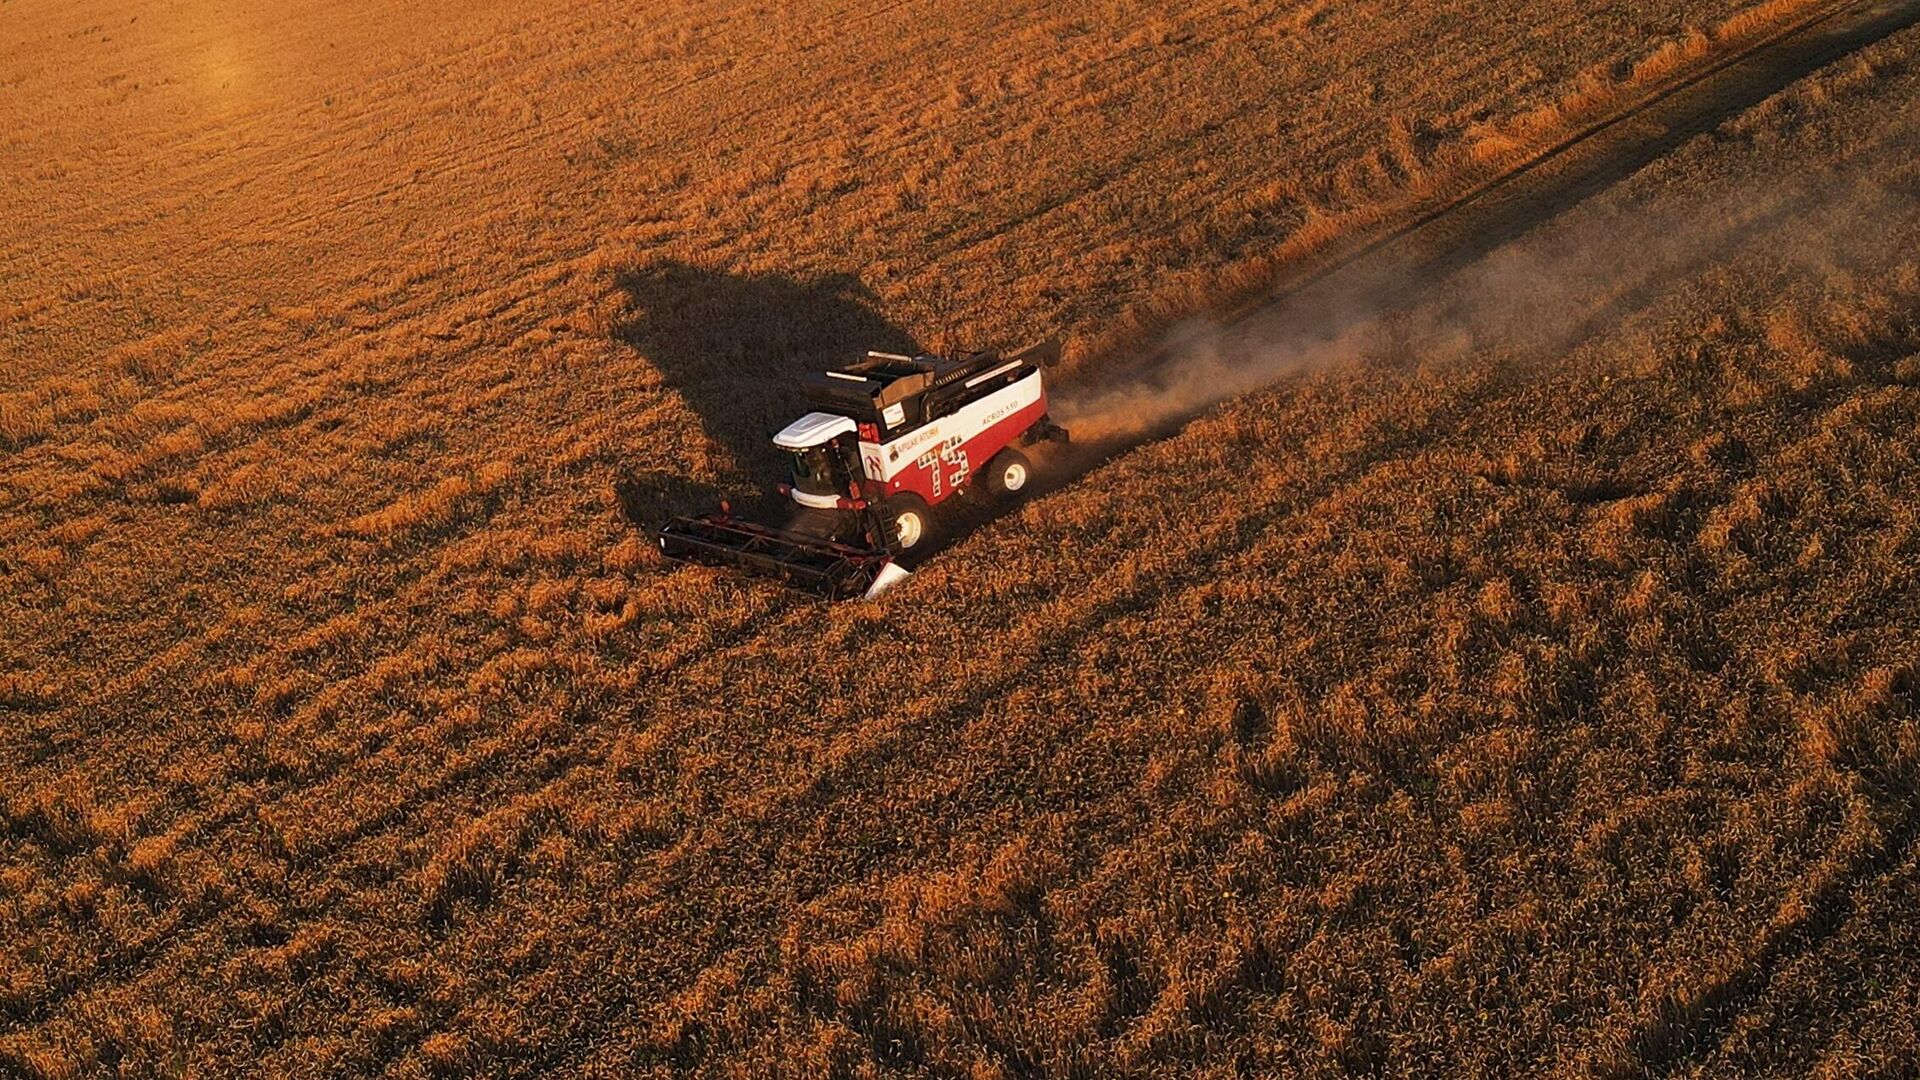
[1056,163,1904,445]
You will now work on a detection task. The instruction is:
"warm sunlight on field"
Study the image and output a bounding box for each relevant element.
[3,0,1917,1076]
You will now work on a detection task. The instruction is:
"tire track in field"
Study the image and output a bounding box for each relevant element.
[1209,0,1920,350]
[1084,0,1920,409]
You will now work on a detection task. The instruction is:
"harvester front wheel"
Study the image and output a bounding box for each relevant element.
[984,448,1032,497]
[885,495,932,552]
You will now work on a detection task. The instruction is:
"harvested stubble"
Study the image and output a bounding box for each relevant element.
[3,0,1919,1077]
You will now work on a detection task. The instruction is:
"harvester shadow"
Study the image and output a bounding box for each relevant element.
[903,439,1117,568]
[612,469,730,528]
[611,261,921,484]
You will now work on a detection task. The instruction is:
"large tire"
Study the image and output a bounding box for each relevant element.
[884,495,932,552]
[984,448,1032,498]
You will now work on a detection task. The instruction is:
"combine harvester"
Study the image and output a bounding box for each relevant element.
[654,342,1069,599]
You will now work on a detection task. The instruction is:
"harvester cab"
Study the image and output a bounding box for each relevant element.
[653,340,1068,599]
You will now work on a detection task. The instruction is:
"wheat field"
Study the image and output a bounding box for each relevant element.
[3,0,1917,1076]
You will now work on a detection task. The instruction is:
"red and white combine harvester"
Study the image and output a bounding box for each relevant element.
[654,341,1069,599]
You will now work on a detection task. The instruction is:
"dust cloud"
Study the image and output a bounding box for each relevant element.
[1055,165,1896,445]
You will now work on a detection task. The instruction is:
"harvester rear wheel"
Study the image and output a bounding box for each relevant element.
[985,448,1032,497]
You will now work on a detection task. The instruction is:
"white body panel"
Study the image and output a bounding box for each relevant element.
[859,368,1046,483]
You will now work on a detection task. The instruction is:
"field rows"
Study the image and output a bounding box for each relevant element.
[4,0,1918,1076]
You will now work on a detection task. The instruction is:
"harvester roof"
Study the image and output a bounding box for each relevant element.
[801,350,1011,419]
[772,411,857,450]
